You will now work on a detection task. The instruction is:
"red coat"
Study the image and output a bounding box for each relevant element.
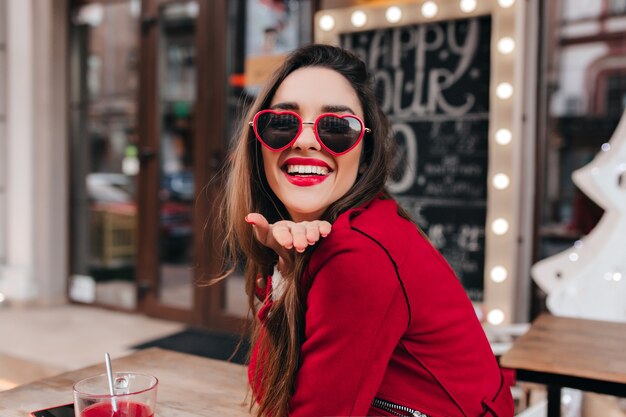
[250,196,513,417]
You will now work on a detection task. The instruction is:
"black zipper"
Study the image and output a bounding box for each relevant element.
[371,398,430,417]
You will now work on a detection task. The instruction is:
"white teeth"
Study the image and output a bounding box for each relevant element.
[286,165,330,176]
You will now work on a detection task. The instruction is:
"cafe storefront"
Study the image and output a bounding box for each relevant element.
[0,0,621,414]
[64,0,626,335]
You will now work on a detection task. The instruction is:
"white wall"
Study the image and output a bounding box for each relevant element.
[0,0,68,303]
[1,0,36,300]
[32,0,69,303]
[0,0,7,267]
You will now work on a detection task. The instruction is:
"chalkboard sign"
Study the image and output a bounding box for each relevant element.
[340,15,492,301]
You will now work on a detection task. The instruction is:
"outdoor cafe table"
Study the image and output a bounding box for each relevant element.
[0,347,251,417]
[500,314,626,417]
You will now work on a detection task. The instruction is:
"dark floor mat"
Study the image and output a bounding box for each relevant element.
[132,328,249,365]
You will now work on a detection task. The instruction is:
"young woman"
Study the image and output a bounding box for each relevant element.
[219,44,513,417]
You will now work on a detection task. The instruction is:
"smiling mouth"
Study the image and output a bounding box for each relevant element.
[283,164,331,177]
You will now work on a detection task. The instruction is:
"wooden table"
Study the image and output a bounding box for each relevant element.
[500,314,626,417]
[0,348,251,417]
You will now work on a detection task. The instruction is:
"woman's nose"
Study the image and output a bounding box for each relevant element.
[292,123,321,151]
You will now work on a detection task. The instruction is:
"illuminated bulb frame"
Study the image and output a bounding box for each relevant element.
[351,10,367,27]
[460,0,478,13]
[496,82,514,99]
[421,1,439,19]
[315,1,524,325]
[498,0,516,8]
[487,309,505,325]
[319,14,335,32]
[492,218,510,235]
[493,173,510,190]
[497,37,515,54]
[386,6,403,23]
[490,266,508,283]
[495,128,512,145]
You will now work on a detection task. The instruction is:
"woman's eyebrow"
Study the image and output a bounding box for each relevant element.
[269,103,357,114]
[270,102,299,110]
[322,104,356,114]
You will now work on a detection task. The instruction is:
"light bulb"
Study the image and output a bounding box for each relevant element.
[130,0,140,18]
[385,6,402,23]
[421,1,439,18]
[601,142,611,152]
[492,218,509,235]
[185,2,199,18]
[76,4,104,26]
[495,129,512,145]
[319,15,335,31]
[351,10,367,27]
[493,173,510,190]
[498,0,515,7]
[460,0,477,13]
[487,309,505,325]
[497,37,515,54]
[568,253,579,262]
[574,240,584,249]
[613,272,622,282]
[490,266,508,283]
[496,83,513,99]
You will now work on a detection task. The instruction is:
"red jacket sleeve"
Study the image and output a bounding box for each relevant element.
[288,230,409,417]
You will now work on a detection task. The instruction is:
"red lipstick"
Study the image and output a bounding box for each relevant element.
[283,172,328,186]
[281,157,332,187]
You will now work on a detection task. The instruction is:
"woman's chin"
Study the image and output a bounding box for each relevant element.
[285,201,327,222]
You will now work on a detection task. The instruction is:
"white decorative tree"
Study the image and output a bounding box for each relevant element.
[532,110,626,323]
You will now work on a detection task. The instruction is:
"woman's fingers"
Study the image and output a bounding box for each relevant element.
[305,222,320,244]
[297,221,332,250]
[245,214,332,254]
[245,213,270,245]
[290,223,308,253]
[272,222,295,250]
[317,221,332,238]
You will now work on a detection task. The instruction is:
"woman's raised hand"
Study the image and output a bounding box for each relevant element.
[245,213,331,257]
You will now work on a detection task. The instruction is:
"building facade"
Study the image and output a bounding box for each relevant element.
[0,0,624,332]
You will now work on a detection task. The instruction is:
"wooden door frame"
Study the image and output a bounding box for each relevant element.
[195,0,246,332]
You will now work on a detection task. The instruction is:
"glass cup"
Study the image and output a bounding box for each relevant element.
[73,372,158,417]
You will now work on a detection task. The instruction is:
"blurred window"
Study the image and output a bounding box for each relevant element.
[609,0,626,15]
[69,1,140,309]
[535,0,626,310]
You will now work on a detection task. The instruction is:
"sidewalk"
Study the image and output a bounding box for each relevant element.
[0,304,183,390]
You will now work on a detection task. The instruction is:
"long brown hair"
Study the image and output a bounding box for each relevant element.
[217,44,398,417]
